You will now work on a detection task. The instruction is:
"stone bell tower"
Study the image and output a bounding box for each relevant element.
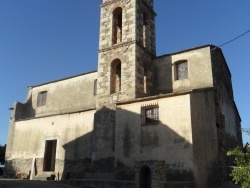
[91,0,156,172]
[96,0,156,108]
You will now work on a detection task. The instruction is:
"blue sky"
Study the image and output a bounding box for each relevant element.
[0,0,250,145]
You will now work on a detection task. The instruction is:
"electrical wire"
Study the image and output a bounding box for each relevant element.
[218,29,250,48]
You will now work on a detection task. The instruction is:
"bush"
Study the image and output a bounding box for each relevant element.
[227,129,250,187]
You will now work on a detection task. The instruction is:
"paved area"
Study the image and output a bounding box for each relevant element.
[0,179,78,188]
[213,181,241,188]
[0,178,241,188]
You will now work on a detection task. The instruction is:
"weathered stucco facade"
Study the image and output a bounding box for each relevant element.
[6,0,242,188]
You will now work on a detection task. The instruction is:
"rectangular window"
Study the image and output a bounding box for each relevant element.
[176,61,188,80]
[37,91,47,107]
[94,79,97,95]
[141,105,159,126]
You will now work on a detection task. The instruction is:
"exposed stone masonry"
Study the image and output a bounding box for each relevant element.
[135,161,166,188]
[5,1,243,187]
[97,0,156,107]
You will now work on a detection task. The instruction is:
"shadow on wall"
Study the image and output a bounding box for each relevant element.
[62,131,93,180]
[60,105,220,187]
[62,106,116,180]
[4,95,36,178]
[153,55,173,95]
[14,94,36,120]
[114,105,196,182]
[4,103,220,188]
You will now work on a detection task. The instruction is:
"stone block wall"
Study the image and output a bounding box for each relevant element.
[211,47,242,180]
[97,0,156,107]
[97,0,138,107]
[136,0,156,55]
[135,160,166,188]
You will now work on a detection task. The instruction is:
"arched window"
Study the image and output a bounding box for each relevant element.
[110,59,121,94]
[175,60,188,80]
[112,7,122,44]
[143,13,149,48]
[140,166,151,188]
[144,71,147,94]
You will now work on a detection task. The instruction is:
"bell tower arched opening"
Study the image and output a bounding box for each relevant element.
[112,7,122,44]
[143,12,149,48]
[97,0,156,105]
[110,59,121,94]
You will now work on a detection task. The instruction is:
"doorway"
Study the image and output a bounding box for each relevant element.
[140,166,151,188]
[43,140,57,171]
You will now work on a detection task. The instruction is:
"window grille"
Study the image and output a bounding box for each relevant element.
[141,105,159,126]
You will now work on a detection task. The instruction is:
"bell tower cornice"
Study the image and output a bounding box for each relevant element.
[101,0,156,15]
[98,40,155,59]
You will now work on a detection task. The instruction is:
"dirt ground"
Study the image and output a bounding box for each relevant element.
[0,179,78,188]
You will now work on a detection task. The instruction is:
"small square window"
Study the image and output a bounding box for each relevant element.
[141,105,159,126]
[37,91,47,107]
[176,61,188,80]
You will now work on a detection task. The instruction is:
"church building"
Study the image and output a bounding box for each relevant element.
[5,0,242,187]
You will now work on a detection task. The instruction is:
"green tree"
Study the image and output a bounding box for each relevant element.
[0,144,6,164]
[227,129,250,187]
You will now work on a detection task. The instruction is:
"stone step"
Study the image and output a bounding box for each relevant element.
[33,172,56,181]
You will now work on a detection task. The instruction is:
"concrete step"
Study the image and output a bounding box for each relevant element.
[33,172,55,181]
